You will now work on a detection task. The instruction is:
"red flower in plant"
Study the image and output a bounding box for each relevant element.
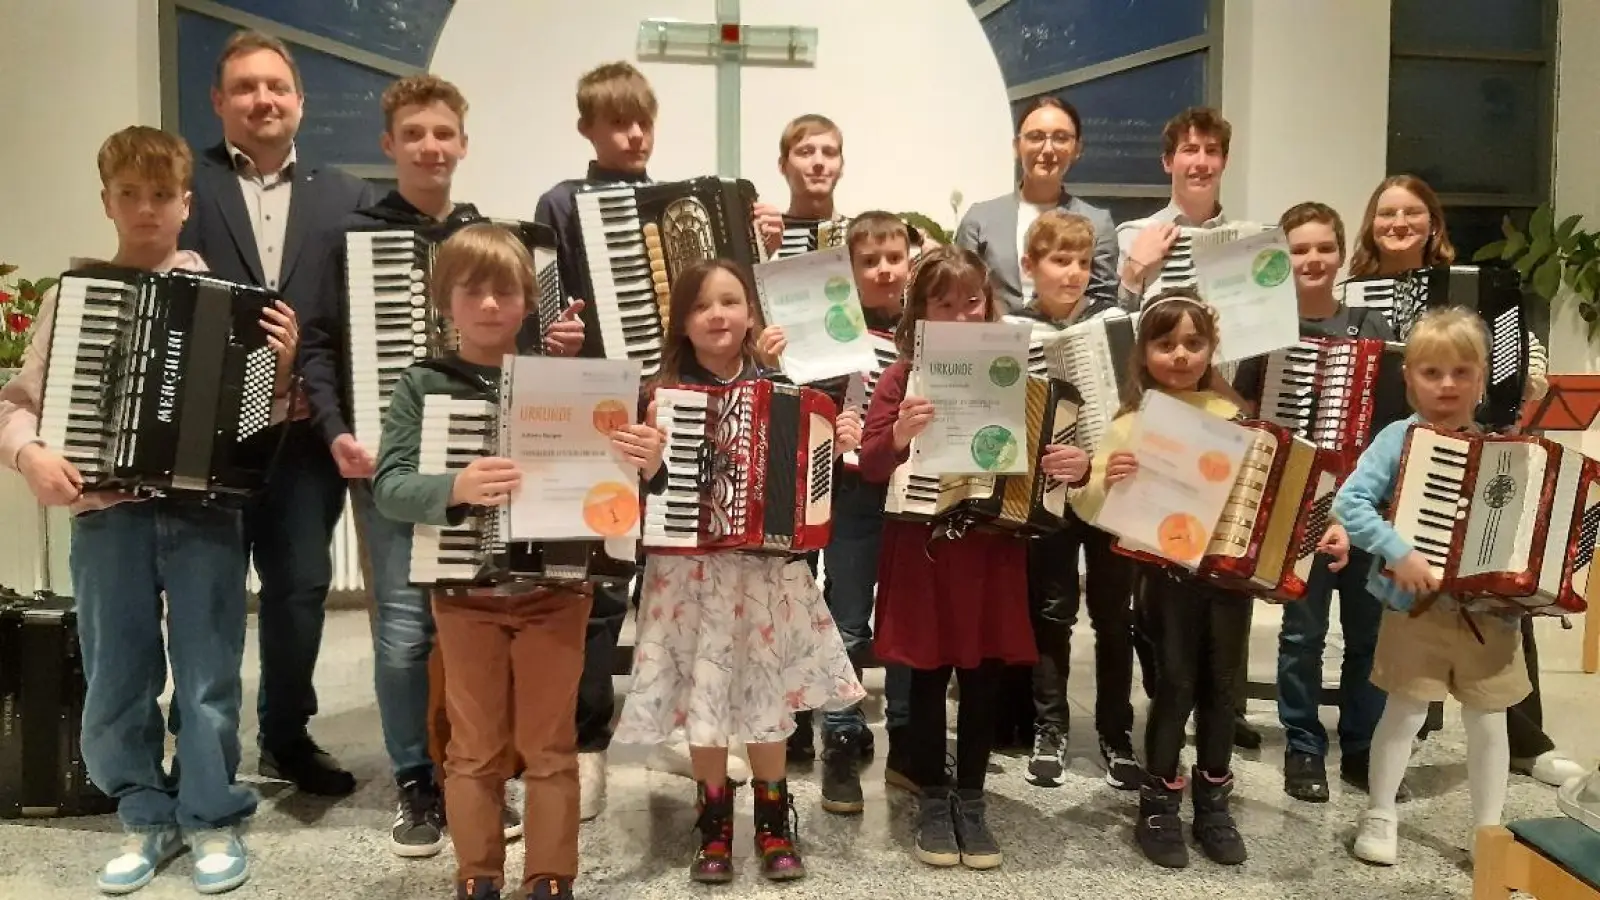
[6,313,30,334]
[0,291,12,307]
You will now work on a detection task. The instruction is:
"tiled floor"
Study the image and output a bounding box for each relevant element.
[3,605,1595,899]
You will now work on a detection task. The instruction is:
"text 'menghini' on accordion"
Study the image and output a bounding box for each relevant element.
[1342,265,1529,429]
[884,376,1078,537]
[575,177,764,379]
[1112,422,1341,601]
[38,268,284,500]
[407,392,638,590]
[0,586,117,819]
[344,218,564,455]
[1385,424,1597,616]
[644,380,836,555]
[1257,337,1408,477]
[1038,310,1138,456]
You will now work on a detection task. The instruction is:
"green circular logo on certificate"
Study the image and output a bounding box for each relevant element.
[971,425,1018,471]
[824,303,864,342]
[823,276,853,305]
[988,355,1022,387]
[1252,248,1291,287]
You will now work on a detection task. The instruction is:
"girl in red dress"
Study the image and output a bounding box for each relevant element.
[858,246,1089,870]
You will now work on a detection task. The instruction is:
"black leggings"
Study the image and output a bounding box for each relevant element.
[1028,522,1135,739]
[905,661,1003,791]
[1136,568,1253,781]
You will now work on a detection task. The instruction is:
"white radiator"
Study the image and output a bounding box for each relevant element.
[0,474,369,596]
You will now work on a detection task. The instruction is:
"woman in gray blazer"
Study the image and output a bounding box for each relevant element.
[955,97,1119,319]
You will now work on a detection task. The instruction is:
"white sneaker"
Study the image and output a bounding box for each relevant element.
[1525,751,1588,787]
[578,752,606,822]
[1352,810,1399,866]
[645,736,751,782]
[1558,769,1600,834]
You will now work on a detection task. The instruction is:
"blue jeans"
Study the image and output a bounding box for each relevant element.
[245,422,348,749]
[1276,547,1387,757]
[820,474,910,736]
[350,482,435,782]
[72,500,257,832]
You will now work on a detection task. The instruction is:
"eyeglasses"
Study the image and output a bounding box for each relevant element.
[1020,131,1079,147]
[1374,207,1430,222]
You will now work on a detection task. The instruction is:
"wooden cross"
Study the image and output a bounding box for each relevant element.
[637,0,819,177]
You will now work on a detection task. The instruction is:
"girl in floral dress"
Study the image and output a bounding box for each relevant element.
[614,259,866,884]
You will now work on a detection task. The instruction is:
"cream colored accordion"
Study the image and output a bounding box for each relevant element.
[1037,310,1138,456]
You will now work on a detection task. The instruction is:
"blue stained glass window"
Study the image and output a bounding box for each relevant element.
[177,10,397,168]
[204,0,451,68]
[1387,58,1541,197]
[982,0,1207,88]
[1018,52,1206,186]
[1392,0,1545,55]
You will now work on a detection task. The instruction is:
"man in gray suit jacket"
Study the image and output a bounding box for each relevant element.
[956,97,1119,318]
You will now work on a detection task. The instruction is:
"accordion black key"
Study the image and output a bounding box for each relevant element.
[1256,337,1409,477]
[344,218,564,455]
[0,587,117,819]
[574,176,764,378]
[38,268,284,499]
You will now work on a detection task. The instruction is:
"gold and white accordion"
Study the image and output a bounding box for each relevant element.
[38,268,285,500]
[1385,424,1597,615]
[407,389,637,590]
[1257,337,1409,477]
[644,380,837,554]
[774,215,850,261]
[344,218,563,456]
[574,176,765,379]
[1113,421,1343,601]
[884,375,1078,537]
[1037,310,1138,456]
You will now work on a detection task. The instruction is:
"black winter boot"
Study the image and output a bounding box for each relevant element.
[1191,767,1247,865]
[1137,774,1189,868]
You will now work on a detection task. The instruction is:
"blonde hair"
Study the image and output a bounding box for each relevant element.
[576,62,658,125]
[97,126,193,191]
[382,74,468,131]
[893,245,1000,359]
[1023,211,1095,263]
[779,114,842,158]
[429,223,535,316]
[215,29,302,94]
[1404,306,1487,370]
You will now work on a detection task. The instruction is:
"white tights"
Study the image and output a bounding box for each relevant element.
[1367,693,1510,828]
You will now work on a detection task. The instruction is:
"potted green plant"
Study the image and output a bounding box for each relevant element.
[0,264,56,388]
[1474,204,1600,349]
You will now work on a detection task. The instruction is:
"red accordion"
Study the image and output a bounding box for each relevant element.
[1257,337,1408,478]
[643,379,837,555]
[1386,424,1597,615]
[1113,421,1343,601]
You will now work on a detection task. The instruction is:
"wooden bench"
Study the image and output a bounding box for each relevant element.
[1474,819,1600,900]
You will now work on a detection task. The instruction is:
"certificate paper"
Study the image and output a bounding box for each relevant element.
[502,355,643,541]
[753,246,876,384]
[910,320,1032,476]
[1193,226,1300,363]
[1092,390,1255,567]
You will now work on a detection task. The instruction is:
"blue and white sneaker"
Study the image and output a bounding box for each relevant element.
[186,827,249,894]
[97,827,184,894]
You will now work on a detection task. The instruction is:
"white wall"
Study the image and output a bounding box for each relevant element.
[1218,0,1391,240]
[433,0,1016,232]
[0,0,162,279]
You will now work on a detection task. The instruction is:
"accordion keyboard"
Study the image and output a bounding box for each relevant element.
[1391,428,1472,579]
[1260,342,1321,437]
[646,390,714,549]
[576,187,663,376]
[346,230,431,453]
[38,276,132,479]
[1342,276,1397,329]
[410,398,494,585]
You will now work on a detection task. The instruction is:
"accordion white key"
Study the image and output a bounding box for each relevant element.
[1256,337,1408,477]
[1038,310,1137,456]
[1386,424,1597,615]
[1141,222,1268,299]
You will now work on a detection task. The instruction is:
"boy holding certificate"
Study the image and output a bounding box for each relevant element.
[1010,212,1144,793]
[373,223,665,900]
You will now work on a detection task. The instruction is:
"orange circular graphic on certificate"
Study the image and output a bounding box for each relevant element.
[1156,513,1209,562]
[1197,450,1233,483]
[591,399,629,436]
[583,481,640,537]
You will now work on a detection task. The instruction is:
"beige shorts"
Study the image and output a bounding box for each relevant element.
[1371,604,1531,710]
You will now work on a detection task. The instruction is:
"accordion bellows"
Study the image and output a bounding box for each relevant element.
[644,380,837,554]
[1387,424,1597,615]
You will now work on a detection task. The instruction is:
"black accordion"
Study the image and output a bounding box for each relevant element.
[0,586,117,819]
[1342,264,1530,429]
[407,389,637,591]
[344,218,564,455]
[574,176,764,378]
[38,268,284,499]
